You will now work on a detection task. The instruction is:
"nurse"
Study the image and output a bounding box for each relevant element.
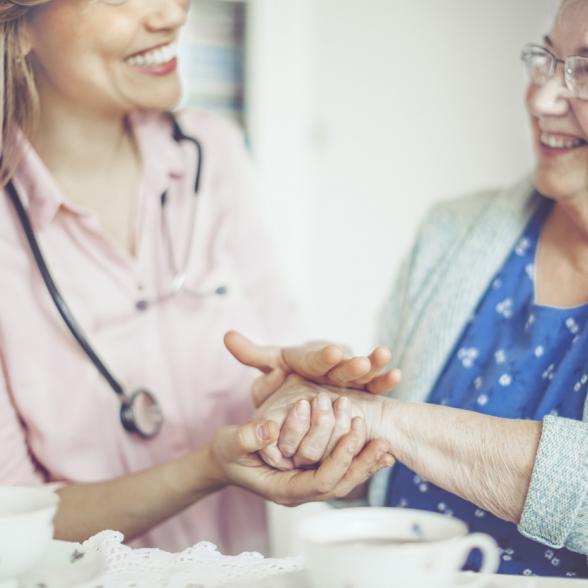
[0,0,395,554]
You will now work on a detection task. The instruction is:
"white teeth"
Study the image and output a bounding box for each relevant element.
[540,133,585,149]
[125,42,177,68]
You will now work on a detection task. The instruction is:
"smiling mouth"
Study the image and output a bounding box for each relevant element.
[540,132,588,150]
[124,42,178,68]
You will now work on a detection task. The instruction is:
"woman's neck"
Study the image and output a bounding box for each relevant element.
[548,199,588,270]
[30,92,143,255]
[32,99,136,185]
[535,199,588,307]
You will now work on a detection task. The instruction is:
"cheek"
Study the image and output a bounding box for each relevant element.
[524,84,539,119]
[571,103,588,138]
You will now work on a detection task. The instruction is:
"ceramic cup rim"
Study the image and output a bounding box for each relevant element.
[0,486,59,522]
[297,506,469,547]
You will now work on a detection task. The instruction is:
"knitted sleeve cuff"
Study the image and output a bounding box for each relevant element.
[518,416,588,555]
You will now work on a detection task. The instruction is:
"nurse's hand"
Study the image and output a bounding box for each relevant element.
[209,416,393,505]
[224,330,402,407]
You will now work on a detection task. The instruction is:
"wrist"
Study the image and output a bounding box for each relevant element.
[369,397,411,455]
[183,445,229,499]
[340,391,391,443]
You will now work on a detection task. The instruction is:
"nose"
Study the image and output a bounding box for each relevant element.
[528,65,573,118]
[144,0,188,32]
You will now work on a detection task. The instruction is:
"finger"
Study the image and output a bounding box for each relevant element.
[251,368,288,407]
[232,420,280,455]
[351,347,393,386]
[366,368,403,395]
[325,356,371,386]
[294,392,336,467]
[224,330,282,373]
[259,443,296,471]
[323,396,352,456]
[282,344,344,378]
[278,399,311,458]
[331,439,395,499]
[307,417,367,496]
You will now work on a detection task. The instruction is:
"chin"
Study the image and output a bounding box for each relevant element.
[126,78,183,113]
[533,165,588,201]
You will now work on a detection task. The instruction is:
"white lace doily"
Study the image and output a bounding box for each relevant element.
[21,530,304,588]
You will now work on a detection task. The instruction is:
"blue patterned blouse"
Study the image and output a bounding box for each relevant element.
[385,197,588,578]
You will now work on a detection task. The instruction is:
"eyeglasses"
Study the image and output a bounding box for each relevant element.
[521,43,588,100]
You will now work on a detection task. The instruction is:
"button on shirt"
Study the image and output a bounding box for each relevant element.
[0,110,296,554]
[385,198,588,577]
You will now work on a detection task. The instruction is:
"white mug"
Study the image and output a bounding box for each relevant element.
[0,486,59,588]
[297,507,500,588]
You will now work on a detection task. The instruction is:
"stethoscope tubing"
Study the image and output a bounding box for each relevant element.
[5,114,205,437]
[5,180,127,398]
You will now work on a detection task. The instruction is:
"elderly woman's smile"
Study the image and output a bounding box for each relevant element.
[527,0,588,202]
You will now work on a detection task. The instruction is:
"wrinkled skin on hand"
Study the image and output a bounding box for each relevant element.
[254,375,388,470]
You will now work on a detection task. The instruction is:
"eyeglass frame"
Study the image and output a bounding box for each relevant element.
[520,42,588,100]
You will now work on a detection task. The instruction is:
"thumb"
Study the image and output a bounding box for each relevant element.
[224,330,282,373]
[232,420,280,454]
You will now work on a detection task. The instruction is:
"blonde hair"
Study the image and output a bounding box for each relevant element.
[0,0,48,187]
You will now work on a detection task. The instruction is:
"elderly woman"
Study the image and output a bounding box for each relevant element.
[229,0,588,578]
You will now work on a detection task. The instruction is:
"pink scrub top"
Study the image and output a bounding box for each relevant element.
[0,109,296,554]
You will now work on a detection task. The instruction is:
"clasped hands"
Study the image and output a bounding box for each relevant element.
[210,331,401,506]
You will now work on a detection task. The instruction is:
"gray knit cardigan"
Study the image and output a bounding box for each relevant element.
[367,176,588,557]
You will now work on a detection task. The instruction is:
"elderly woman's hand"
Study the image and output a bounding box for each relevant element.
[209,416,394,505]
[224,330,402,407]
[254,375,390,470]
[253,376,543,526]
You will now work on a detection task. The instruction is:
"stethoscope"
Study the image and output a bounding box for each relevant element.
[5,114,227,440]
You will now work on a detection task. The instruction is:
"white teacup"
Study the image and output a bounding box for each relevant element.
[297,507,500,588]
[0,486,59,588]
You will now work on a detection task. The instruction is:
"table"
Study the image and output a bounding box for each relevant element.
[257,571,588,588]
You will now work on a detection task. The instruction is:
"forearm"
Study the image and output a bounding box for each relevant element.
[54,446,225,542]
[377,399,542,523]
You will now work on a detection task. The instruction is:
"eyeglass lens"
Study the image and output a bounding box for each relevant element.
[521,44,588,99]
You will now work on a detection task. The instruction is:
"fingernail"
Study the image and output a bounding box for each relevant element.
[351,417,364,432]
[382,455,395,467]
[346,437,359,453]
[338,396,349,411]
[257,423,271,441]
[296,400,310,417]
[318,393,330,410]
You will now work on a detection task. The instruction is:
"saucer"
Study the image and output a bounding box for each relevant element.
[254,570,503,588]
[18,540,105,588]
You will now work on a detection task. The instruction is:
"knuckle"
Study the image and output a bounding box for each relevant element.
[315,478,336,495]
[235,427,250,449]
[278,444,295,458]
[300,447,321,463]
[333,486,350,499]
[316,410,335,426]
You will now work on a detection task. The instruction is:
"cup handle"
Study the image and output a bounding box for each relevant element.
[460,533,500,574]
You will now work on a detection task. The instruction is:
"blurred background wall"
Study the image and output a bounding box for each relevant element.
[181,0,556,556]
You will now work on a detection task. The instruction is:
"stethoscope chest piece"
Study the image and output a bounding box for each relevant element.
[120,389,164,439]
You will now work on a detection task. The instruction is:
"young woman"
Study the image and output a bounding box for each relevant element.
[0,0,396,554]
